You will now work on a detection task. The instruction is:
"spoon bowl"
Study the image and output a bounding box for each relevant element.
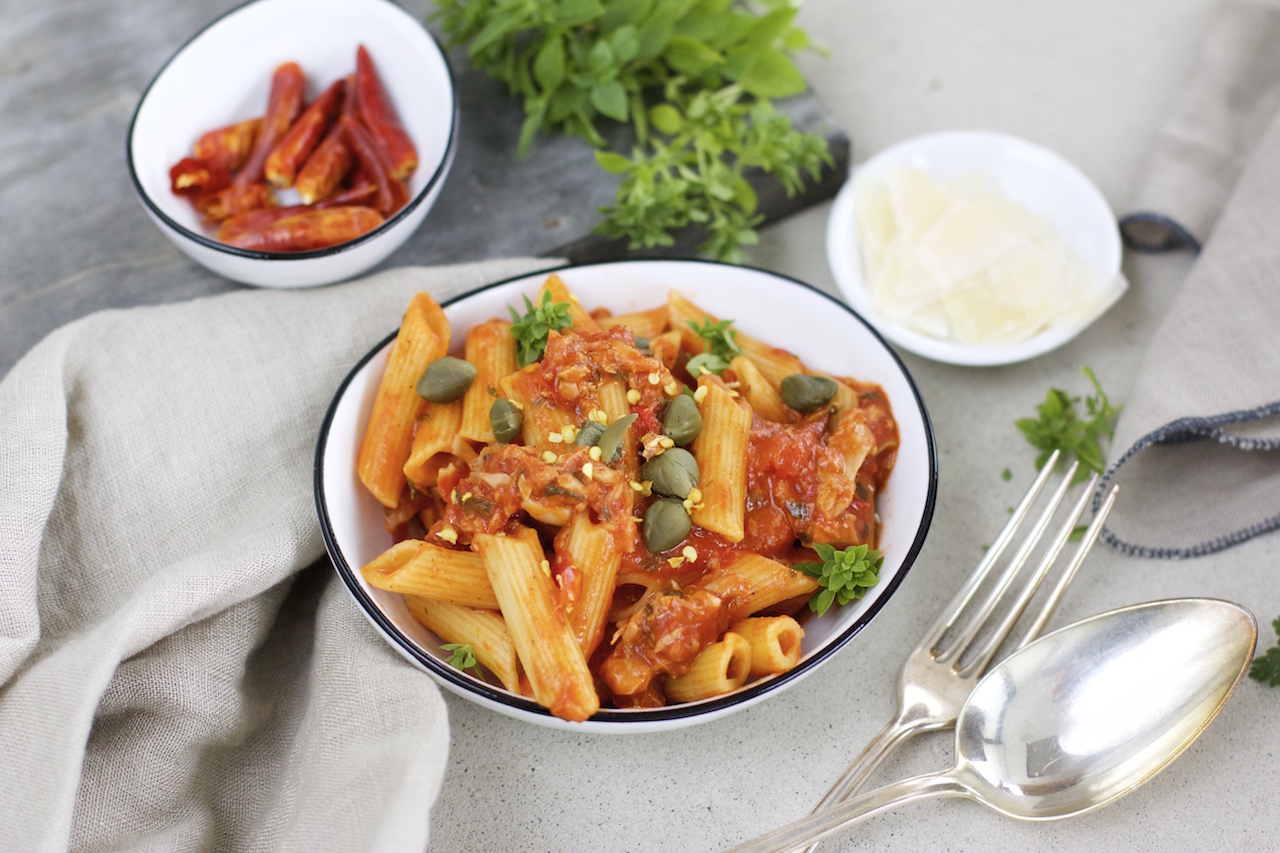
[726,598,1257,853]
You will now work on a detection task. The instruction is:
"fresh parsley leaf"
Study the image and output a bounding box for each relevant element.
[1015,365,1120,484]
[508,291,573,367]
[1249,616,1280,687]
[685,316,741,376]
[795,542,883,616]
[441,642,482,677]
[1001,468,1012,481]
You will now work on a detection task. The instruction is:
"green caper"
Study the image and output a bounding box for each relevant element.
[596,413,638,464]
[634,336,650,349]
[662,394,703,446]
[489,399,522,443]
[643,498,692,552]
[780,373,838,413]
[576,420,606,447]
[640,448,699,499]
[417,356,477,403]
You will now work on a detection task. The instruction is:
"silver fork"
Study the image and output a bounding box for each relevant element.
[795,449,1118,853]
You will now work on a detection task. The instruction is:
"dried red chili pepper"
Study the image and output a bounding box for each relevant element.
[169,157,229,197]
[264,78,346,189]
[234,62,306,186]
[216,205,309,244]
[193,119,261,172]
[340,115,396,215]
[354,45,418,181]
[220,206,384,252]
[314,180,376,208]
[195,182,275,222]
[295,75,357,204]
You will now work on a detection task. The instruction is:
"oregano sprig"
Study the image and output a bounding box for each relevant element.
[795,543,883,616]
[685,315,741,375]
[1250,616,1280,688]
[1015,366,1120,484]
[509,291,573,366]
[442,642,483,677]
[433,0,831,261]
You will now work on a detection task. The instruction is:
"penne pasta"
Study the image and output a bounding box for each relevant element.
[737,331,804,389]
[357,279,900,718]
[730,616,805,676]
[690,378,752,542]
[600,305,668,339]
[459,318,519,443]
[729,354,787,422]
[404,596,522,693]
[499,369,575,454]
[539,273,601,333]
[664,632,752,703]
[474,528,599,722]
[699,554,820,623]
[361,539,499,609]
[667,289,711,352]
[403,400,464,491]
[559,512,623,659]
[357,292,451,507]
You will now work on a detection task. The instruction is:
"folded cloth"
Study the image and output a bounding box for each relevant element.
[0,258,553,852]
[1119,0,1280,251]
[1101,2,1280,558]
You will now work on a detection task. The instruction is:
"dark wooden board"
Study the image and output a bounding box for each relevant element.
[0,0,849,377]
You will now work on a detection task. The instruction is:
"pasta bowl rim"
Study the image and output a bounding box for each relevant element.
[315,259,939,731]
[126,0,458,278]
[826,129,1127,366]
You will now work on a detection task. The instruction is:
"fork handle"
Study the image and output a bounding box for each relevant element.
[796,705,945,853]
[723,771,967,853]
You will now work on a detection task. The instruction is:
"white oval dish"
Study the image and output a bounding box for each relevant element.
[827,131,1126,366]
[128,0,457,288]
[314,260,938,733]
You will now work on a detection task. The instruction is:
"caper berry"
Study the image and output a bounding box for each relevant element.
[576,420,606,447]
[780,373,838,413]
[489,399,522,443]
[640,448,699,499]
[596,413,638,464]
[662,394,703,446]
[417,356,477,403]
[642,498,692,552]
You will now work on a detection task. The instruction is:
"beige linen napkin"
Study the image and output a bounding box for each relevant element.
[0,258,552,852]
[1102,0,1280,558]
[1119,0,1280,251]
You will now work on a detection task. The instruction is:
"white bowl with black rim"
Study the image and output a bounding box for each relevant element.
[314,260,938,732]
[128,0,456,288]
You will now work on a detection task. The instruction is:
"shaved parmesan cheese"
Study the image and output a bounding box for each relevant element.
[855,164,1110,346]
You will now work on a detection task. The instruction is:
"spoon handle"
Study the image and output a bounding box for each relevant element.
[722,772,968,853]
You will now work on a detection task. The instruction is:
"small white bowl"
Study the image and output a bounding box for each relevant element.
[827,131,1126,366]
[128,0,457,288]
[315,260,939,733]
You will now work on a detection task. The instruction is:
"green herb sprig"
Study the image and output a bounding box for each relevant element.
[433,0,831,261]
[685,315,741,375]
[509,291,574,366]
[795,542,882,616]
[1015,366,1119,484]
[1249,616,1280,687]
[442,643,483,677]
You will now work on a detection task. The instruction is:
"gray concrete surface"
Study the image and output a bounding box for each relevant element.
[6,1,1279,852]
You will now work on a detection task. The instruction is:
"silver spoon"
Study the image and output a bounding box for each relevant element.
[725,598,1257,853]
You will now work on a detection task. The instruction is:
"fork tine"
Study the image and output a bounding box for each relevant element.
[957,472,1099,677]
[920,450,1061,650]
[1013,483,1118,649]
[934,459,1079,664]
